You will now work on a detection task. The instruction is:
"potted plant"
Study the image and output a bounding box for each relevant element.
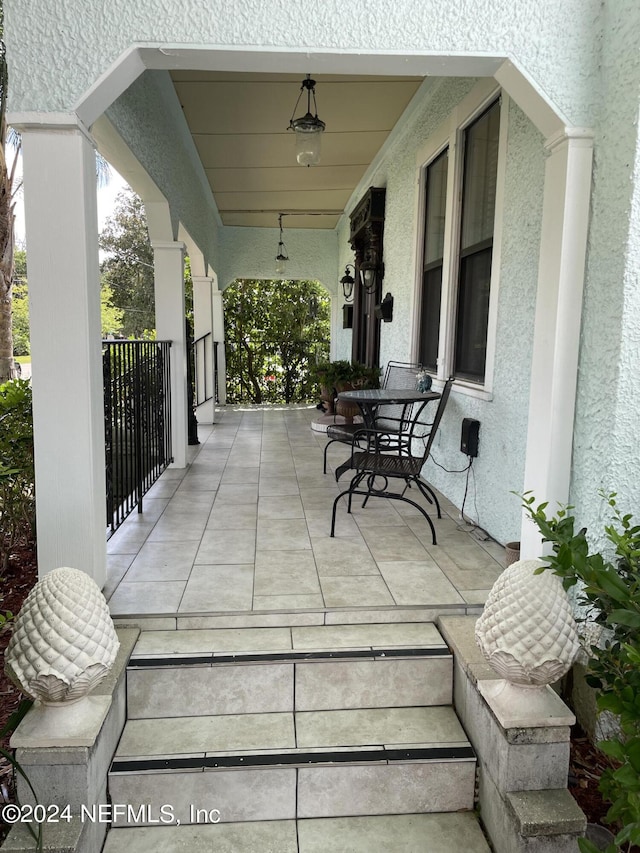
[310,360,353,414]
[521,491,640,853]
[334,362,381,419]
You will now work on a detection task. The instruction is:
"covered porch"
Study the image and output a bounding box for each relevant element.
[5,13,601,590]
[105,405,504,622]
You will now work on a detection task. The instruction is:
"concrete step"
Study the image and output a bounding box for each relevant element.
[126,622,453,717]
[103,813,492,852]
[109,705,476,823]
[113,604,479,633]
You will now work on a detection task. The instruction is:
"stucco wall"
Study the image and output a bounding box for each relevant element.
[6,0,601,129]
[570,0,640,544]
[217,227,338,296]
[336,80,545,544]
[106,71,219,268]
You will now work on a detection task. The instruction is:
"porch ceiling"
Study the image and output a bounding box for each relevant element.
[169,72,423,230]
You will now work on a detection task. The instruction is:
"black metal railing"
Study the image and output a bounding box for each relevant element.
[103,340,172,536]
[192,331,218,406]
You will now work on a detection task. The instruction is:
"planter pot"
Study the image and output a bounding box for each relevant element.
[334,381,360,421]
[505,541,521,566]
[319,385,336,415]
[585,824,615,851]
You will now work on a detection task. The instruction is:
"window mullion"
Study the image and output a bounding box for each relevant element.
[439,129,464,381]
[482,94,509,395]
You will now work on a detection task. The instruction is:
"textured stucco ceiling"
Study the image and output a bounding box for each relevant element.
[169,72,422,230]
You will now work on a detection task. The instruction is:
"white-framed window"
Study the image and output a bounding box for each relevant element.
[419,147,448,373]
[413,83,507,399]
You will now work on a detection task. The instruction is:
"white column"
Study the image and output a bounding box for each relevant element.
[212,288,227,405]
[152,241,188,468]
[520,129,594,557]
[21,125,106,585]
[192,275,216,423]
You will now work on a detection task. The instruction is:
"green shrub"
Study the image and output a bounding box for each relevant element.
[310,360,381,391]
[522,492,640,853]
[0,379,35,571]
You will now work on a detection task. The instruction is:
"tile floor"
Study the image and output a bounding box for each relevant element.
[105,405,505,619]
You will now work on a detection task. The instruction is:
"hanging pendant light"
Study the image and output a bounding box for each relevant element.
[288,74,326,167]
[275,213,289,274]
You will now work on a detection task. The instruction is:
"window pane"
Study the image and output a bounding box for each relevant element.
[455,99,500,384]
[454,247,492,382]
[460,101,500,251]
[424,149,448,266]
[419,148,448,371]
[419,266,442,371]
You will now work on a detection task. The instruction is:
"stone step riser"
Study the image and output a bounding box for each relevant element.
[126,654,453,718]
[103,813,493,853]
[108,759,476,825]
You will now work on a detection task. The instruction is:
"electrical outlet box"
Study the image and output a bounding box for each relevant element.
[461,418,480,457]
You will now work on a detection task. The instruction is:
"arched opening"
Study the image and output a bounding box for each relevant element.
[222,277,330,405]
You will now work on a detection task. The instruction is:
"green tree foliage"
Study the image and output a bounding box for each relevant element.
[11,282,28,355]
[13,245,25,280]
[184,255,193,325]
[11,247,29,355]
[223,278,330,404]
[10,248,129,348]
[0,379,34,571]
[100,190,155,337]
[0,19,20,382]
[100,285,124,337]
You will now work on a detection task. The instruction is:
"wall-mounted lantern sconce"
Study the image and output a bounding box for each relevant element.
[340,264,356,302]
[288,74,326,167]
[374,292,394,322]
[359,255,384,295]
[275,213,289,274]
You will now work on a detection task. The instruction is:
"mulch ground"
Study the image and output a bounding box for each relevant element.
[569,727,617,827]
[0,541,629,848]
[0,539,38,844]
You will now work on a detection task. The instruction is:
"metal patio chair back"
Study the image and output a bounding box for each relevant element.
[330,377,454,545]
[322,360,422,474]
[373,361,424,432]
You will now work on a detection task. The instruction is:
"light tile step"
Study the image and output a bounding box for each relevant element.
[108,707,476,823]
[113,607,472,632]
[126,622,453,718]
[103,813,492,852]
[126,652,453,718]
[130,621,448,657]
[115,705,469,759]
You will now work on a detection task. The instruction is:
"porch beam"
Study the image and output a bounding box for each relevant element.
[152,240,188,467]
[21,126,106,585]
[520,129,594,557]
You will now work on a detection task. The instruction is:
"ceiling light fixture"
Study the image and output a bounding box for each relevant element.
[288,74,326,167]
[275,213,289,274]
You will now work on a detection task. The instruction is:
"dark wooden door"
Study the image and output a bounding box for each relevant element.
[352,277,380,367]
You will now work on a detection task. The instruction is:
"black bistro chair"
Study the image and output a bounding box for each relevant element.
[330,377,454,545]
[322,360,422,474]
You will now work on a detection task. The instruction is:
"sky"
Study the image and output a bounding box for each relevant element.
[12,151,129,248]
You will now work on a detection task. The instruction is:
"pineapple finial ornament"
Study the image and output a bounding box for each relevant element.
[475,558,579,685]
[5,567,120,705]
[475,558,580,726]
